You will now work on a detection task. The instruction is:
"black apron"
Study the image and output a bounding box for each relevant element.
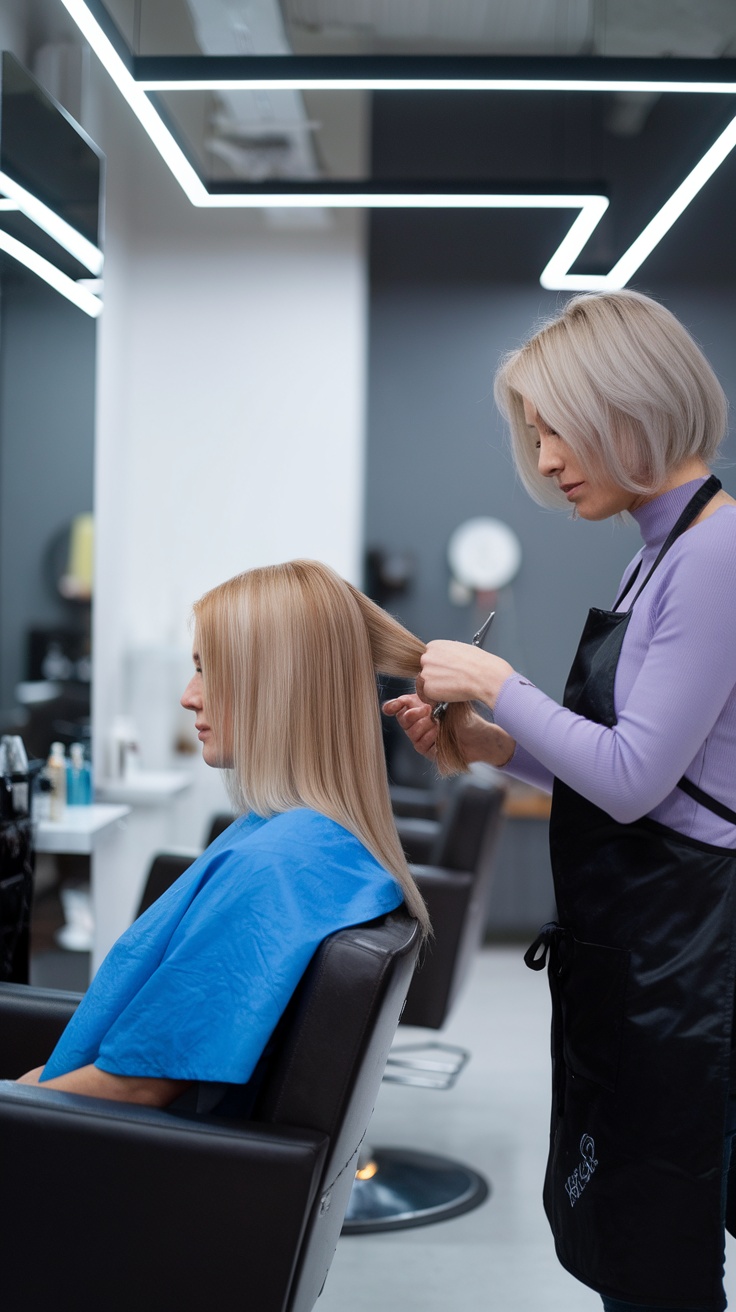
[525,476,736,1310]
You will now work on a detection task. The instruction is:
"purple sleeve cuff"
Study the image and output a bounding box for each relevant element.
[498,742,554,793]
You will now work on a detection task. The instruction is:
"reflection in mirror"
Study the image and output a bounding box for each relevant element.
[0,266,96,762]
[0,51,101,765]
[0,49,103,991]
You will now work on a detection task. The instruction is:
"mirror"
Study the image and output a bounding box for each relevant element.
[0,52,102,763]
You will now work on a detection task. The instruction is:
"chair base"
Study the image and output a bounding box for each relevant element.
[341,1146,490,1234]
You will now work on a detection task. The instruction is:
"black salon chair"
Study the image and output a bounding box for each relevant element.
[389,777,453,821]
[396,771,507,1028]
[135,849,199,917]
[205,811,236,846]
[343,772,507,1233]
[392,768,502,873]
[138,776,505,1235]
[0,910,420,1312]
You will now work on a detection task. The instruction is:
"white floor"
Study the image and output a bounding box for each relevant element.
[319,946,736,1312]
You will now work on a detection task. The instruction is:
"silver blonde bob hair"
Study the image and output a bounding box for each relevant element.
[494,289,728,508]
[193,560,474,938]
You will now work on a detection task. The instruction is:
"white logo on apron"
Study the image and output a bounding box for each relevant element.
[565,1134,598,1207]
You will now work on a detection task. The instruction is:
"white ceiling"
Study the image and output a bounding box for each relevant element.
[21,0,736,186]
[283,0,736,58]
[76,0,736,59]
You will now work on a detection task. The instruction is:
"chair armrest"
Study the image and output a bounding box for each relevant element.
[0,982,82,1078]
[390,785,441,821]
[0,1081,329,1312]
[394,816,440,865]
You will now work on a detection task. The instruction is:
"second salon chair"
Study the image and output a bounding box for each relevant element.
[343,770,507,1233]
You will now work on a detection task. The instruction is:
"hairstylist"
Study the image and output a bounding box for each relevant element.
[384,290,736,1312]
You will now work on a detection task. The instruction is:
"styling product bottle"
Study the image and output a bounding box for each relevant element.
[47,742,67,821]
[67,742,92,806]
[108,716,141,780]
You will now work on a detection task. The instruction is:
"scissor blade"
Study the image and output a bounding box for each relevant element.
[472,609,496,648]
[430,610,495,722]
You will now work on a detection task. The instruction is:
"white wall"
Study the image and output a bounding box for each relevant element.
[121,211,368,648]
[1,13,369,861]
[82,63,368,801]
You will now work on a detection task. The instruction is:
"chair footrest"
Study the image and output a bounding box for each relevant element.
[382,1041,470,1090]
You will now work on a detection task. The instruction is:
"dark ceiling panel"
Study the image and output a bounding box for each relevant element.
[370,87,736,282]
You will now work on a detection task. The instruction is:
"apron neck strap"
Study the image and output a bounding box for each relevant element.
[615,475,722,611]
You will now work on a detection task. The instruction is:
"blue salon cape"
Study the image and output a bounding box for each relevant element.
[41,809,403,1086]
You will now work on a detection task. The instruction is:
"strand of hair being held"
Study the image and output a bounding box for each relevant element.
[347,585,472,777]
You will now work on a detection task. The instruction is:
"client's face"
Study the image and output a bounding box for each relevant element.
[181,651,233,769]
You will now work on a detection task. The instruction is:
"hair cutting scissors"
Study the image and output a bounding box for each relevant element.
[430,609,496,723]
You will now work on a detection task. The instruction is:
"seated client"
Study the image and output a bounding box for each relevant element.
[18,560,469,1111]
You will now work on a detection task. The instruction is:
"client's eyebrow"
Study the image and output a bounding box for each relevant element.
[192,651,201,666]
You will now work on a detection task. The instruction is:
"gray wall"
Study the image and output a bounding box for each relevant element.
[0,273,96,711]
[365,89,736,704]
[364,215,736,935]
[365,275,736,704]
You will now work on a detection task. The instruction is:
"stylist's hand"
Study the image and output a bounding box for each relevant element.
[418,641,515,711]
[383,694,439,761]
[383,694,516,769]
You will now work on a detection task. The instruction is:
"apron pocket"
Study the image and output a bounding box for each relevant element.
[559,937,630,1093]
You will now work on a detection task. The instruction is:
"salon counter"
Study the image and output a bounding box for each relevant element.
[35,804,130,855]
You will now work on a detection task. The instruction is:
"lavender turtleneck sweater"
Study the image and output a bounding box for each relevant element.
[495,477,736,848]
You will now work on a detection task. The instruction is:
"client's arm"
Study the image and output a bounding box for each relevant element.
[17,1064,189,1108]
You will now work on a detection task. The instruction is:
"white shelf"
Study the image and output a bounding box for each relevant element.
[35,804,130,855]
[15,680,63,704]
[95,771,191,806]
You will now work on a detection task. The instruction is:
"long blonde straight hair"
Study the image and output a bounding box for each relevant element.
[193,560,472,937]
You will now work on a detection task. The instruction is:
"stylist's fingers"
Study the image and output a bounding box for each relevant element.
[382,695,410,717]
[382,694,438,759]
[419,639,485,704]
[383,695,435,725]
[410,720,439,759]
[382,694,427,718]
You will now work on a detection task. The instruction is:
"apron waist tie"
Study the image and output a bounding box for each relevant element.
[525,922,572,1113]
[524,921,570,973]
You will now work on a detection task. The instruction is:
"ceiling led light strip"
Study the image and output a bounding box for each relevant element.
[137,77,736,95]
[539,197,611,289]
[541,107,736,290]
[57,0,736,290]
[0,229,103,316]
[192,192,607,212]
[604,110,736,288]
[0,169,104,276]
[60,0,209,206]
